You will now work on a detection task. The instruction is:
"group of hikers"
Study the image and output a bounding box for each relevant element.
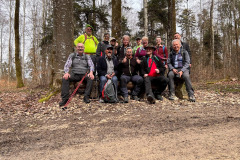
[59,24,195,107]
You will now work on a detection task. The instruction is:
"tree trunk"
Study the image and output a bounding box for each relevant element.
[143,0,148,36]
[232,0,239,77]
[210,0,214,74]
[22,0,26,80]
[112,0,121,42]
[14,0,24,88]
[0,23,4,78]
[8,0,13,83]
[52,0,73,88]
[168,0,176,46]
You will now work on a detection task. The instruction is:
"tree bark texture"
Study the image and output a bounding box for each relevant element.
[52,0,74,87]
[143,0,148,36]
[112,0,121,43]
[210,0,214,73]
[14,0,24,88]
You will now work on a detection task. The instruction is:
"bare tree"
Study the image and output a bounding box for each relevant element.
[22,0,26,80]
[14,0,24,87]
[210,0,214,73]
[8,0,13,82]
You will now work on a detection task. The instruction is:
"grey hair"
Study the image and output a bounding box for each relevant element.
[172,39,181,46]
[123,35,130,40]
[142,36,148,41]
[126,47,132,51]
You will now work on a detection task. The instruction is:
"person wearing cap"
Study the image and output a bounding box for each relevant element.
[141,44,169,104]
[74,24,99,73]
[132,37,142,56]
[59,43,95,106]
[110,37,118,56]
[118,47,143,103]
[96,33,110,59]
[167,39,195,102]
[97,45,119,101]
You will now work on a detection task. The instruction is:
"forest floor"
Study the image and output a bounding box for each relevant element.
[0,79,240,160]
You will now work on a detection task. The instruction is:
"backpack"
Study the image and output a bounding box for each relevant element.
[102,79,118,103]
[83,33,97,47]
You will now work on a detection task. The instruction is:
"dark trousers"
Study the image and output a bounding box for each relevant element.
[61,73,93,101]
[120,75,143,97]
[144,76,169,96]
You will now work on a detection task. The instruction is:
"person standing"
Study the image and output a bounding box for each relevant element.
[117,35,131,62]
[59,43,95,106]
[96,33,110,59]
[110,37,118,57]
[132,37,142,56]
[155,36,168,68]
[74,24,99,72]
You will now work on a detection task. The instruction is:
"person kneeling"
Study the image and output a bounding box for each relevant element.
[141,44,169,104]
[118,47,143,103]
[167,39,195,102]
[97,45,119,102]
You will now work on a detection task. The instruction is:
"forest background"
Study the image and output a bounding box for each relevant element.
[0,0,239,88]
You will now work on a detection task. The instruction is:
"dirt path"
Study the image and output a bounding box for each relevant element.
[1,87,240,159]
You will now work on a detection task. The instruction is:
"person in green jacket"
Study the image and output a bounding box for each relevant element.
[132,37,142,56]
[74,24,99,73]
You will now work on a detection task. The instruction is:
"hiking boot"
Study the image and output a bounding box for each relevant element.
[169,94,178,100]
[99,98,104,103]
[189,95,196,102]
[155,95,163,101]
[59,99,68,107]
[83,96,90,103]
[147,95,155,104]
[123,97,128,103]
[131,95,140,101]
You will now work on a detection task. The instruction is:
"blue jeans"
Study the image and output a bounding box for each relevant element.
[99,76,118,97]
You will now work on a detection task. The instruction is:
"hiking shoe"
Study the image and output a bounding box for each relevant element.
[83,96,90,103]
[131,95,140,101]
[169,94,178,100]
[189,95,196,102]
[123,97,128,103]
[147,95,155,104]
[59,99,68,107]
[155,95,163,101]
[99,98,104,103]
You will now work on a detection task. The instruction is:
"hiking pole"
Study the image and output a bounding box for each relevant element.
[62,72,88,110]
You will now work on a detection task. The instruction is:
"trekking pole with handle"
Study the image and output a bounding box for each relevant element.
[62,72,88,110]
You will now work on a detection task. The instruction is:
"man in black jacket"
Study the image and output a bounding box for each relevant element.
[141,44,169,104]
[97,45,118,100]
[118,47,143,103]
[117,35,131,62]
[96,33,110,60]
